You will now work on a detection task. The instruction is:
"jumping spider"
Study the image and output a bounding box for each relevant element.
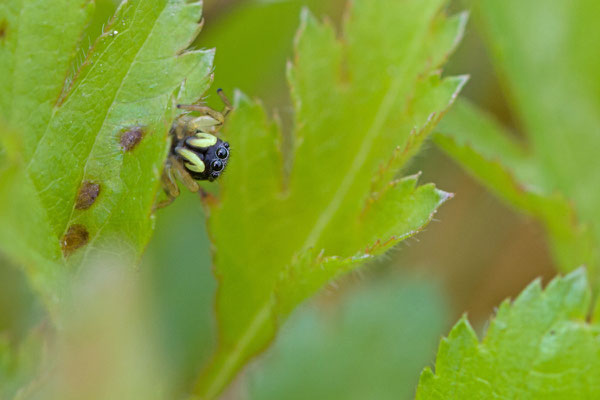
[156,89,232,209]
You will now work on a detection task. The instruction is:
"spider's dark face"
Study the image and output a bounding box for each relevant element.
[175,132,230,182]
[204,139,230,182]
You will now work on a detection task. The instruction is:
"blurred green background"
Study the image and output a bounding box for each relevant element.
[0,0,558,398]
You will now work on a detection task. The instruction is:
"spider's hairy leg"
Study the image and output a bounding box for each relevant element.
[176,89,233,134]
[177,104,224,128]
[217,88,233,117]
[171,153,200,193]
[171,115,188,140]
[155,159,180,210]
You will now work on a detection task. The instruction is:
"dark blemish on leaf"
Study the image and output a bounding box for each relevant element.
[119,126,145,151]
[75,181,100,210]
[0,20,7,40]
[61,224,89,256]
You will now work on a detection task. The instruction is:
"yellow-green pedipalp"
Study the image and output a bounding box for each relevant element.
[176,148,205,173]
[187,132,218,149]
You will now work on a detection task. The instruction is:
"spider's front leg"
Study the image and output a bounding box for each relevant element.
[155,158,180,210]
[176,105,224,136]
[176,89,233,135]
[155,155,201,210]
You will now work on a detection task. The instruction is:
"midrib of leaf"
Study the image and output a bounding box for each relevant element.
[199,27,426,399]
[60,3,170,248]
[6,0,93,153]
[55,0,95,108]
[200,301,273,399]
[25,1,170,242]
[2,0,78,268]
[25,1,134,170]
[299,33,424,252]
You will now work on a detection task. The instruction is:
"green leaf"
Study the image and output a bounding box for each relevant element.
[434,0,600,281]
[195,1,467,397]
[15,265,173,400]
[433,100,597,277]
[416,268,600,399]
[0,0,213,313]
[247,276,447,400]
[196,0,337,102]
[0,325,45,400]
[143,192,217,393]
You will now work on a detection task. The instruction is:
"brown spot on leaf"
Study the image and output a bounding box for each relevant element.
[119,126,144,151]
[75,181,100,210]
[61,224,89,256]
[0,20,7,40]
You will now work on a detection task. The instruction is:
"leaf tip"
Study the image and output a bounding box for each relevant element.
[516,276,544,303]
[299,6,316,25]
[444,9,470,58]
[450,74,470,100]
[205,47,216,59]
[564,266,589,284]
[401,171,422,187]
[450,314,477,340]
[454,10,470,34]
[233,89,252,107]
[417,366,436,390]
[545,267,591,316]
[438,189,454,204]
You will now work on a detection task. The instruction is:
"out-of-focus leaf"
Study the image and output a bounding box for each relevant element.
[435,0,600,281]
[416,268,600,399]
[0,324,45,400]
[434,100,597,276]
[194,1,467,397]
[0,260,43,397]
[15,264,171,400]
[197,0,338,103]
[475,0,600,202]
[143,192,216,395]
[0,0,213,314]
[248,276,447,400]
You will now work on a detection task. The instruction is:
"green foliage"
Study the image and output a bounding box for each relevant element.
[434,0,600,280]
[434,101,597,277]
[0,325,45,399]
[247,276,447,400]
[143,192,216,391]
[195,0,467,397]
[0,0,213,313]
[197,0,338,103]
[417,268,600,399]
[15,266,172,400]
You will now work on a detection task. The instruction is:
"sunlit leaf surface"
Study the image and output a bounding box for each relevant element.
[417,268,600,399]
[0,0,213,313]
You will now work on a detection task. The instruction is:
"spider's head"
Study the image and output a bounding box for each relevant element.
[178,132,230,182]
[204,139,230,182]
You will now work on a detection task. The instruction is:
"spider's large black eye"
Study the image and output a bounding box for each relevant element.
[216,147,228,159]
[212,159,224,171]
